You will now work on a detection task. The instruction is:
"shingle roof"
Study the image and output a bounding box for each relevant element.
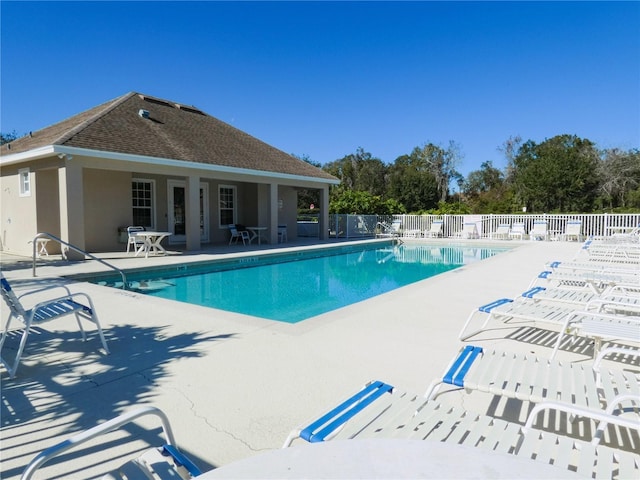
[1,92,338,181]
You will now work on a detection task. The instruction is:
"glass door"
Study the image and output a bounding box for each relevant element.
[168,180,209,244]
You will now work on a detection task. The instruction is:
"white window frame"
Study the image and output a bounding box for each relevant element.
[218,185,237,228]
[19,168,31,197]
[132,178,156,229]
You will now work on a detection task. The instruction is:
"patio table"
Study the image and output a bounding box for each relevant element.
[197,439,581,479]
[246,226,267,245]
[134,231,172,258]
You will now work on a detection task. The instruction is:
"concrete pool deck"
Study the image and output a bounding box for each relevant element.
[0,239,630,478]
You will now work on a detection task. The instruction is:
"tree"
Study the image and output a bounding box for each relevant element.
[597,148,640,210]
[463,161,515,213]
[511,134,600,212]
[409,141,462,203]
[1,131,19,145]
[498,135,523,185]
[323,148,387,196]
[293,154,322,209]
[386,154,439,212]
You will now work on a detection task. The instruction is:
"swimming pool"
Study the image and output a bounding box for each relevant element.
[91,243,508,323]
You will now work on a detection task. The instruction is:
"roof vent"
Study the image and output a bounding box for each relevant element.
[138,109,150,119]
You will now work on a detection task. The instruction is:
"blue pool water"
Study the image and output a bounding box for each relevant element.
[94,243,507,323]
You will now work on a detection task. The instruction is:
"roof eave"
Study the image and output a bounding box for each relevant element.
[0,145,340,185]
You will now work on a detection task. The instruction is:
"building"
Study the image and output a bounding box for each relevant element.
[0,92,339,256]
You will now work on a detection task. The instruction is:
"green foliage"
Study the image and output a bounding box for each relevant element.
[512,135,599,212]
[424,201,471,215]
[323,148,388,196]
[310,137,638,215]
[329,189,405,215]
[386,155,439,211]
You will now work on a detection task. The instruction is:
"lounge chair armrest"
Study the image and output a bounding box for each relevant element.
[21,407,182,480]
[593,346,640,372]
[282,381,393,447]
[17,284,73,301]
[523,396,640,445]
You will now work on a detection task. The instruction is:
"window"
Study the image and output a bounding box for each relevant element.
[19,169,31,197]
[132,179,155,228]
[219,185,236,227]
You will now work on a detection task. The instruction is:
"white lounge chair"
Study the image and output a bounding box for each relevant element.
[532,267,639,294]
[508,222,526,240]
[561,220,582,241]
[21,406,202,480]
[458,292,639,355]
[455,222,479,239]
[0,274,109,378]
[520,284,640,309]
[425,345,640,413]
[228,224,250,245]
[376,220,402,238]
[490,223,510,240]
[283,377,640,479]
[424,220,443,238]
[529,220,548,241]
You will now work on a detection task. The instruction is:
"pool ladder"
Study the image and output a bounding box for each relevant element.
[31,232,129,289]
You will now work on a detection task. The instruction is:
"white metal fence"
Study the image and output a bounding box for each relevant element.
[315,213,640,240]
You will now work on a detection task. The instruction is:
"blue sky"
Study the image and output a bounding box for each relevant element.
[1,1,639,177]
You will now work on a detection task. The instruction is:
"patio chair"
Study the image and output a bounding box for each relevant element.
[0,273,109,378]
[455,222,479,239]
[561,220,582,242]
[529,220,548,241]
[228,224,250,245]
[282,378,640,478]
[424,220,443,238]
[126,226,146,254]
[21,406,202,480]
[489,223,510,240]
[508,222,526,240]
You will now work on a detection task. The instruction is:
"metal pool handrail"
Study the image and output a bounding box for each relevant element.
[31,232,128,289]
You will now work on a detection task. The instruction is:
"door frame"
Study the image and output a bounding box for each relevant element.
[167,179,209,244]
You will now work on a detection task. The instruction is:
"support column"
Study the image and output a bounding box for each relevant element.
[58,161,86,259]
[269,183,279,244]
[319,186,329,240]
[185,175,201,251]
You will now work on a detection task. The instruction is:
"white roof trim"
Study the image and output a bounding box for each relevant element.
[1,145,340,185]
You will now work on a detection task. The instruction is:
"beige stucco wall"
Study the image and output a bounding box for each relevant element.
[0,166,38,255]
[84,169,133,252]
[278,186,298,240]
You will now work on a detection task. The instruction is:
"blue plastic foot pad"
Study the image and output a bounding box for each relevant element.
[300,381,394,443]
[521,286,546,298]
[161,444,202,477]
[443,345,483,387]
[478,298,513,313]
